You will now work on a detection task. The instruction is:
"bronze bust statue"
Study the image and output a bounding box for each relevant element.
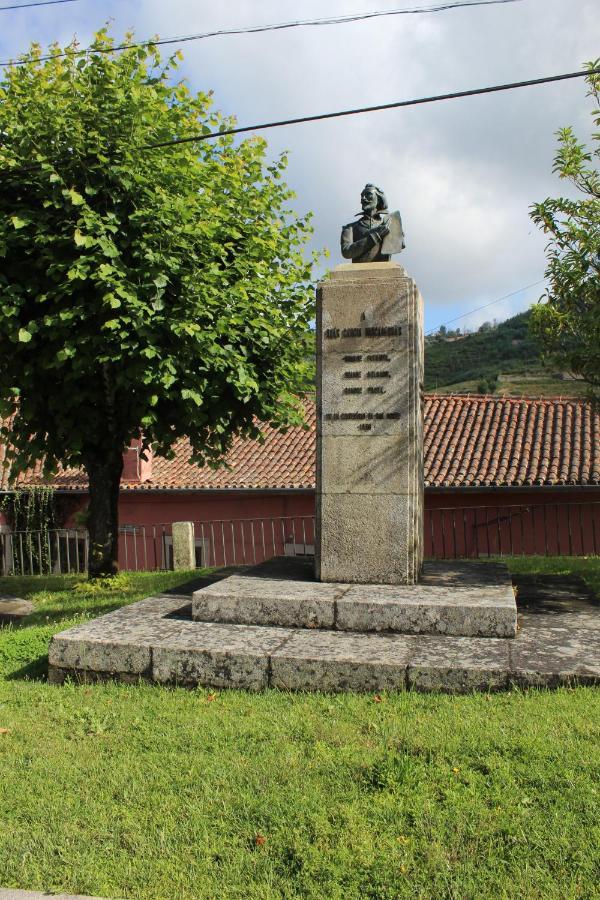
[341,184,405,263]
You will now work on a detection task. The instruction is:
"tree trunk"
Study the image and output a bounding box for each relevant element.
[84,449,123,578]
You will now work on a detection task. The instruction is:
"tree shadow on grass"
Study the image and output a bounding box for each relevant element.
[1,600,132,631]
[5,654,48,682]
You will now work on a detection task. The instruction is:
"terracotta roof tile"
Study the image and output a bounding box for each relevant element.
[2,395,600,492]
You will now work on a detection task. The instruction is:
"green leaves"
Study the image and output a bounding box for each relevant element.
[0,26,318,484]
[10,216,30,230]
[63,187,85,206]
[529,63,600,394]
[181,388,203,406]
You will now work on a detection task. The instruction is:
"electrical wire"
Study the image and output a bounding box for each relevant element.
[1,67,597,178]
[142,68,599,149]
[0,0,78,11]
[426,280,545,335]
[0,0,522,64]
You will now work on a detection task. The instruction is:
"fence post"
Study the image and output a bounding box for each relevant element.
[172,521,196,570]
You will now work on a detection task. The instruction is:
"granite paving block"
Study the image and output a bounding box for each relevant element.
[192,573,342,629]
[338,578,516,637]
[408,635,510,693]
[48,597,189,676]
[47,570,600,693]
[509,624,600,687]
[192,556,516,637]
[518,606,600,631]
[271,629,412,692]
[0,890,110,899]
[420,560,510,587]
[514,572,600,634]
[151,621,293,689]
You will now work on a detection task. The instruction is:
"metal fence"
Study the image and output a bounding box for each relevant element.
[1,503,600,576]
[119,515,315,572]
[425,501,600,559]
[0,516,315,576]
[0,528,88,576]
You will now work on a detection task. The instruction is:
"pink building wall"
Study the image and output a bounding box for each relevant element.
[5,484,600,567]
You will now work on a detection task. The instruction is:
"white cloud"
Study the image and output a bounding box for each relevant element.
[1,0,598,330]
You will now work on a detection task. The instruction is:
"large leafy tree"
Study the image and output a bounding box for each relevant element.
[530,62,600,391]
[0,31,316,576]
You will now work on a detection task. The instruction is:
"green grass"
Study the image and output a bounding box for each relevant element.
[1,560,599,899]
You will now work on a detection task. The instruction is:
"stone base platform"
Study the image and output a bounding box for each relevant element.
[191,557,517,638]
[47,566,600,693]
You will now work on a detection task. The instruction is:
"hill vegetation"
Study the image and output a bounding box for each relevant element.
[424,311,587,397]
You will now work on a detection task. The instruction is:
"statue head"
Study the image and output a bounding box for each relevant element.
[360,183,388,216]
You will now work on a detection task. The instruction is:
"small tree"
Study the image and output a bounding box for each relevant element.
[530,62,600,391]
[0,31,316,576]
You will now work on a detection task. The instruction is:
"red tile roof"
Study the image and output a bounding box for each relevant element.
[2,395,600,492]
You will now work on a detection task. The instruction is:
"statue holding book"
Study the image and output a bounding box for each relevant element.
[340,183,405,263]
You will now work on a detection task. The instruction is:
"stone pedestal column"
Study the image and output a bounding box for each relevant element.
[315,262,424,584]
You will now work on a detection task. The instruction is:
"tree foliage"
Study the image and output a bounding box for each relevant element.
[529,62,600,390]
[0,31,317,574]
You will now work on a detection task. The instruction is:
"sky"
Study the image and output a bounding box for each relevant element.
[1,0,598,332]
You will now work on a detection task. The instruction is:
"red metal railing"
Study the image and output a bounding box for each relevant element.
[2,503,600,576]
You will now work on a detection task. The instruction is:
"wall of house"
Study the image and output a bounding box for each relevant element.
[115,491,316,570]
[117,490,315,526]
[53,485,600,567]
[425,488,600,558]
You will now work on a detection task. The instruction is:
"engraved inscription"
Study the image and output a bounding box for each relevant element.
[323,319,404,431]
[324,324,402,339]
[365,326,402,336]
[324,412,401,421]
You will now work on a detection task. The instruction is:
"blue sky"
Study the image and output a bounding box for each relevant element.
[1,0,598,332]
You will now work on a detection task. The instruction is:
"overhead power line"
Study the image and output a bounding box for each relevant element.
[1,67,597,179]
[426,280,545,335]
[143,68,600,149]
[0,0,78,10]
[0,0,522,64]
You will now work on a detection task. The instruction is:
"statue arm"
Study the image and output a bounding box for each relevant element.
[340,224,380,260]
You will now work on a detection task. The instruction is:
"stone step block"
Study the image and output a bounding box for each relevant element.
[191,557,517,638]
[47,591,600,693]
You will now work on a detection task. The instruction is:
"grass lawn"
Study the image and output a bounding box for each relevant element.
[0,559,599,899]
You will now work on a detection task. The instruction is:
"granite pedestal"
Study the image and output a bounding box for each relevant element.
[316,263,423,585]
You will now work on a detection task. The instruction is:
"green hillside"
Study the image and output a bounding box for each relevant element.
[424,311,587,397]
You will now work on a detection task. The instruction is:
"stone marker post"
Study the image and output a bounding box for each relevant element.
[171,521,196,571]
[316,262,424,584]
